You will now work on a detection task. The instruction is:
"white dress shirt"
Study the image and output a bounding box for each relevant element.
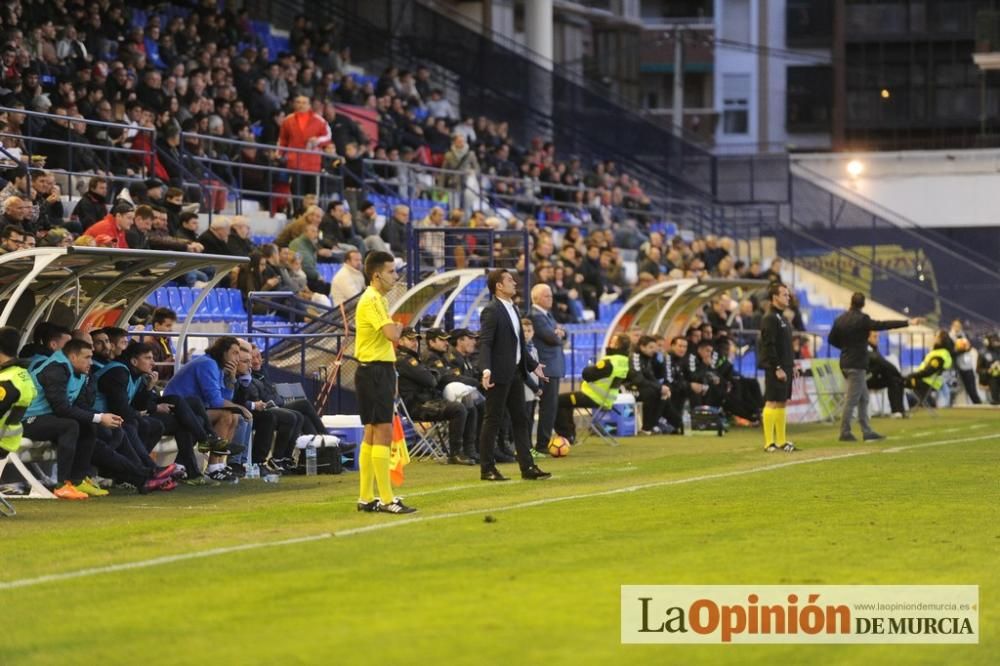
[497,296,521,365]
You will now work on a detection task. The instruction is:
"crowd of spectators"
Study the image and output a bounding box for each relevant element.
[0,0,671,281]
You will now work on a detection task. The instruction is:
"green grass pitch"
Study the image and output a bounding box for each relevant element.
[1,409,998,665]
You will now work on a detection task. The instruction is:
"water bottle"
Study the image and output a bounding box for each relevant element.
[305,445,318,476]
[245,463,259,480]
[682,408,692,436]
[262,472,280,484]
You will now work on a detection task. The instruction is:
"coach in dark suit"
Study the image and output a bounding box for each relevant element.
[477,269,551,481]
[529,283,566,454]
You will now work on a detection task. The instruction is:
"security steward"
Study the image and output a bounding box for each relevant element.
[905,331,953,406]
[553,333,631,443]
[0,327,36,499]
[397,327,476,466]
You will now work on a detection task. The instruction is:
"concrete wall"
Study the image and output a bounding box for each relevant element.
[794,150,1000,228]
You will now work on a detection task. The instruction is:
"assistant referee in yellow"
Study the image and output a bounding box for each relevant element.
[355,250,416,514]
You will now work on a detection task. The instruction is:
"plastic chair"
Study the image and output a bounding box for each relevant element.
[395,398,449,462]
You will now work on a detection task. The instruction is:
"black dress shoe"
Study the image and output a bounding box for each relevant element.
[480,468,508,481]
[447,454,476,466]
[521,465,551,480]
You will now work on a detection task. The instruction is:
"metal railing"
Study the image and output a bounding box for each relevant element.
[0,106,156,178]
[176,131,345,215]
[408,226,529,288]
[787,171,1000,327]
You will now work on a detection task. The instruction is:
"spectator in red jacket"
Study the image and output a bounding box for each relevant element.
[278,95,331,199]
[82,201,134,248]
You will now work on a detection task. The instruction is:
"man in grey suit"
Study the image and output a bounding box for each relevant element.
[529,283,566,454]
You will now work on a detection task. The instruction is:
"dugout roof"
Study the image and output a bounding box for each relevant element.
[0,247,246,350]
[600,277,769,350]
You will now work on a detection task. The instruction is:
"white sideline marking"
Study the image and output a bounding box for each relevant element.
[2,432,998,591]
[881,432,999,453]
[0,533,332,591]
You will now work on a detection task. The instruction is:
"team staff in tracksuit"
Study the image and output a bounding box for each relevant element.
[628,335,675,435]
[866,331,907,417]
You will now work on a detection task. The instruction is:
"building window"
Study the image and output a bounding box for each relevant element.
[722,73,750,134]
[787,65,832,132]
[722,0,750,42]
[786,0,832,47]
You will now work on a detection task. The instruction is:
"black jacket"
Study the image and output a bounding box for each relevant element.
[478,298,538,384]
[867,344,902,383]
[73,191,108,230]
[657,352,692,394]
[396,346,439,408]
[424,347,478,390]
[198,230,234,256]
[828,309,908,370]
[249,369,284,405]
[628,351,661,394]
[96,363,158,424]
[759,310,794,372]
[379,219,409,257]
[36,362,97,423]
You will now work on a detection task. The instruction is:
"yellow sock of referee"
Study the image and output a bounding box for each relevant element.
[358,441,375,502]
[762,406,777,449]
[371,444,395,504]
[774,406,787,446]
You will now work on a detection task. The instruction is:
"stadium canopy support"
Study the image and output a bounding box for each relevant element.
[388,269,488,328]
[0,247,247,359]
[600,277,768,351]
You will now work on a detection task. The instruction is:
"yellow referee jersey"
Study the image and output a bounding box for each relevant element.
[355,285,396,362]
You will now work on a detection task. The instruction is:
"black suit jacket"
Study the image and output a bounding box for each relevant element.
[478,298,538,384]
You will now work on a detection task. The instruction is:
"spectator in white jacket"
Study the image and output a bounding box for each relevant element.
[330,249,366,306]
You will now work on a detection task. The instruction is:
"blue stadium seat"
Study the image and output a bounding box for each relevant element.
[178,287,194,314]
[317,263,336,283]
[165,286,183,314]
[227,289,248,318]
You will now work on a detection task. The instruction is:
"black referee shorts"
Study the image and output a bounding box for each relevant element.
[356,362,396,425]
[763,368,793,402]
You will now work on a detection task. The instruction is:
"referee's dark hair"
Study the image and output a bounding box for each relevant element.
[850,292,866,309]
[486,268,509,295]
[364,250,395,282]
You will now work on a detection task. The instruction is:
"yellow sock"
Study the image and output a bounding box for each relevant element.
[371,445,394,505]
[775,406,787,446]
[358,442,375,502]
[762,407,776,448]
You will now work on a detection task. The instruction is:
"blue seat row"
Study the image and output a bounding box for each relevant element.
[148,287,249,323]
[368,194,446,222]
